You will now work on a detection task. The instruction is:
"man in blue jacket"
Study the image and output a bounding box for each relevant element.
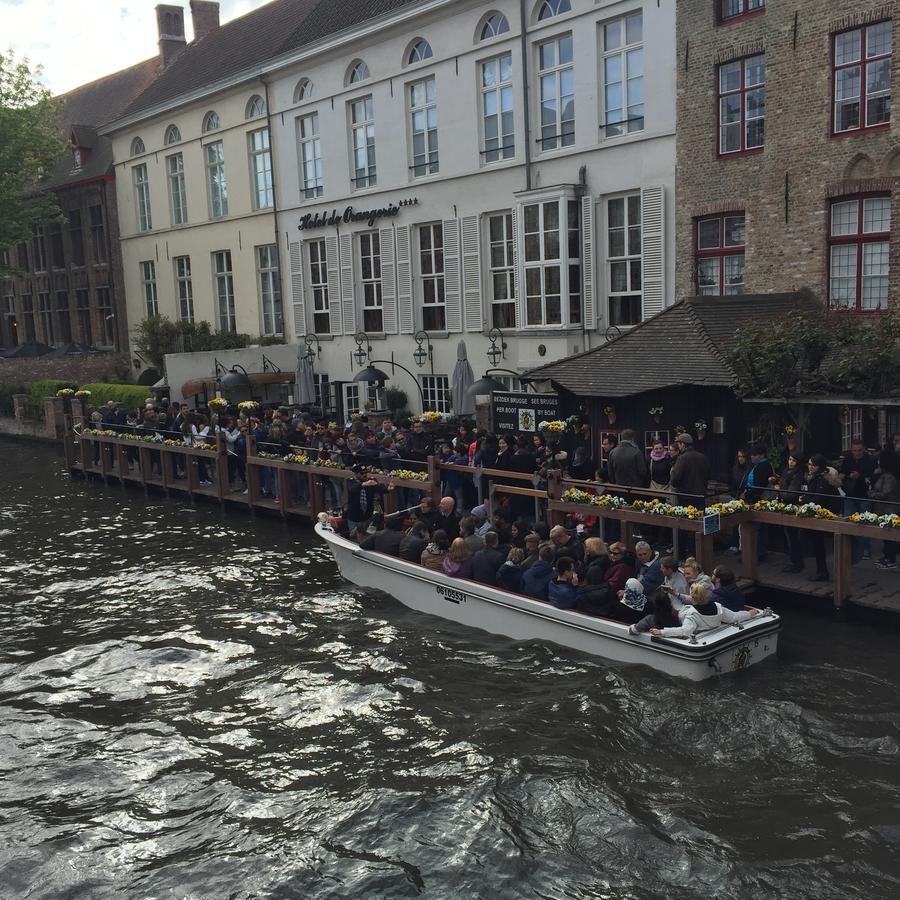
[548,557,580,609]
[710,566,745,612]
[521,544,555,601]
[635,541,664,595]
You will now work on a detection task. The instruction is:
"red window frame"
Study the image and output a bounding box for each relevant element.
[694,213,746,295]
[717,54,765,156]
[717,0,765,26]
[832,21,892,136]
[827,193,891,312]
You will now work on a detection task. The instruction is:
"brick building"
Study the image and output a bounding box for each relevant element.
[0,39,161,353]
[675,0,900,310]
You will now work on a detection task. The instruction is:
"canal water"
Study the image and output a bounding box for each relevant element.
[1,438,898,899]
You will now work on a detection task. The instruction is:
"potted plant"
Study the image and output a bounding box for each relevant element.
[604,404,616,425]
[695,418,708,440]
[649,405,663,424]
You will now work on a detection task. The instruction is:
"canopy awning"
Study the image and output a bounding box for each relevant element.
[181,372,296,399]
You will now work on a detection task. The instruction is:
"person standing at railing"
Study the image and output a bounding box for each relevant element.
[740,445,774,563]
[840,439,876,563]
[774,453,806,573]
[407,420,434,463]
[871,449,900,570]
[802,454,841,582]
[607,429,648,490]
[669,433,711,556]
[190,414,212,485]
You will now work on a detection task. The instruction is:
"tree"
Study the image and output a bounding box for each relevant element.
[0,50,67,276]
[132,316,256,371]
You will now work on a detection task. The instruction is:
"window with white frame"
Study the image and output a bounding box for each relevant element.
[718,54,766,154]
[133,164,152,231]
[294,78,313,102]
[174,255,193,321]
[131,137,145,156]
[249,127,274,209]
[833,21,892,134]
[165,124,181,144]
[840,406,863,451]
[481,13,510,40]
[256,244,282,335]
[213,250,236,332]
[202,111,220,133]
[538,0,571,20]
[482,54,514,162]
[488,212,515,328]
[246,95,266,119]
[359,232,383,332]
[205,141,228,217]
[607,194,642,326]
[408,39,433,64]
[314,373,330,410]
[538,34,574,150]
[829,195,890,310]
[410,77,439,176]
[422,374,451,413]
[522,197,581,326]
[343,381,383,416]
[602,12,644,137]
[350,96,377,188]
[140,260,158,317]
[418,223,445,330]
[349,60,370,83]
[167,153,187,225]
[298,113,323,198]
[309,239,330,334]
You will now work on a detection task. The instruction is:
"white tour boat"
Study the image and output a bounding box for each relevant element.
[315,522,781,681]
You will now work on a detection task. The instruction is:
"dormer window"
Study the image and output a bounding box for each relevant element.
[72,147,83,170]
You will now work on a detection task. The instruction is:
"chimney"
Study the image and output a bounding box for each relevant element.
[156,4,186,68]
[190,1,220,41]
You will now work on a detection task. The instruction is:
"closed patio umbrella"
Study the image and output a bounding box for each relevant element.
[296,350,316,406]
[451,340,475,415]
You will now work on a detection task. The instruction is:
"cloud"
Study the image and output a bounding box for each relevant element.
[1,0,271,95]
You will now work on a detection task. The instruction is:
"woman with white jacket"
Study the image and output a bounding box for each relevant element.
[650,582,759,639]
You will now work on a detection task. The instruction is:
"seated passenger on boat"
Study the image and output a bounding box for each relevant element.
[496,548,525,593]
[710,566,745,612]
[345,465,393,540]
[635,541,664,594]
[548,557,580,609]
[649,582,760,639]
[359,514,404,556]
[521,545,556,601]
[549,525,584,565]
[667,557,712,607]
[472,531,506,586]
[399,521,429,562]
[582,537,610,582]
[660,556,688,605]
[629,589,680,635]
[421,530,450,572]
[443,537,473,578]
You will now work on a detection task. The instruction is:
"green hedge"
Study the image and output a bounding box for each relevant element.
[78,383,151,409]
[28,378,78,404]
[0,383,28,416]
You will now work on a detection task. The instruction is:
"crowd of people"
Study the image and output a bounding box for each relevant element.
[727,433,900,580]
[351,494,762,640]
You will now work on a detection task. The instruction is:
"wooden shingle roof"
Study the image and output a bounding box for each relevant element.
[523,294,812,398]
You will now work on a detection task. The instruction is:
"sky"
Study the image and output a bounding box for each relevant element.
[1,0,270,95]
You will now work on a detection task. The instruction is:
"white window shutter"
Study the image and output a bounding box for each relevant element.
[289,240,306,338]
[339,233,356,335]
[379,227,398,334]
[512,207,524,329]
[641,185,666,318]
[324,234,342,335]
[396,224,414,334]
[461,214,483,332]
[442,218,462,333]
[581,196,596,331]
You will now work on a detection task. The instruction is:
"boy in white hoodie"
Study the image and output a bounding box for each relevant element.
[650,582,760,639]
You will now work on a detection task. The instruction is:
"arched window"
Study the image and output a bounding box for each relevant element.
[407,38,433,65]
[245,95,266,119]
[202,110,221,132]
[537,0,571,21]
[347,60,370,84]
[164,124,181,145]
[130,137,145,156]
[480,12,510,40]
[293,77,313,103]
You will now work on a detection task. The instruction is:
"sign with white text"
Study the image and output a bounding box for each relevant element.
[491,391,560,434]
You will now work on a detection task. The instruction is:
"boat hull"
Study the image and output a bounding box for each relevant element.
[315,524,780,681]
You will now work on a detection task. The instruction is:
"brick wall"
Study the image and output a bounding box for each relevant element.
[676,1,900,304]
[0,352,131,387]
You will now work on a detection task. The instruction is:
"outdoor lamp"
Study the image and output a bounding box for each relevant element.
[353,365,390,389]
[466,374,505,401]
[220,365,250,389]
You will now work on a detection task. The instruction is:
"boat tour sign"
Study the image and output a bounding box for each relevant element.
[491,391,560,434]
[297,197,419,231]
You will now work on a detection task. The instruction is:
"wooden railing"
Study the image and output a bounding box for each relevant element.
[66,427,898,607]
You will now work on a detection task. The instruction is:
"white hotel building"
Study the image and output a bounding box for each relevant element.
[107,0,676,416]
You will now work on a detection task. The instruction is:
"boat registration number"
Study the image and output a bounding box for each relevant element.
[436,585,467,605]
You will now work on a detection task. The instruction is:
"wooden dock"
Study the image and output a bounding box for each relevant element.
[65,429,900,617]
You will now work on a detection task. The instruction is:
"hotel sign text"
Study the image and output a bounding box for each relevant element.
[297,198,419,231]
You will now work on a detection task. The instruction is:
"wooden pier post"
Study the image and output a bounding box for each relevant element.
[832,533,852,608]
[738,521,758,582]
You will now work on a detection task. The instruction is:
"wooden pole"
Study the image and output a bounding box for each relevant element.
[833,533,852,608]
[738,521,758,582]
